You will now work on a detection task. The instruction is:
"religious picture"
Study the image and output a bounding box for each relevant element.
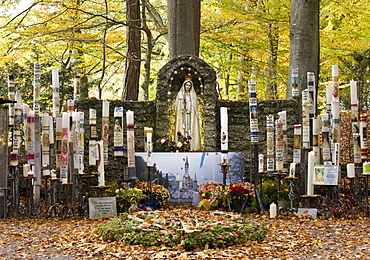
[61,139,68,160]
[314,167,324,183]
[294,134,301,149]
[42,133,50,148]
[102,123,109,141]
[221,132,227,144]
[250,106,257,119]
[90,126,97,138]
[114,119,122,132]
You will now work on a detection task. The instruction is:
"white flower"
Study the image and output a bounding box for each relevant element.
[176,142,183,148]
[161,139,166,144]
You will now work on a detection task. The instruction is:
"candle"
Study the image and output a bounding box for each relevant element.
[275,119,283,171]
[220,107,228,163]
[146,128,153,167]
[52,69,60,118]
[102,100,110,165]
[33,63,41,116]
[89,108,97,166]
[72,112,80,172]
[49,115,54,144]
[60,112,69,184]
[360,114,368,160]
[363,162,370,175]
[78,112,84,174]
[312,117,320,164]
[291,68,299,100]
[333,143,340,166]
[23,164,30,178]
[8,75,15,126]
[27,111,35,165]
[269,202,277,218]
[126,110,135,171]
[97,140,105,186]
[326,85,332,114]
[74,75,81,100]
[332,65,339,101]
[307,151,315,196]
[321,114,331,162]
[266,115,275,172]
[347,163,355,178]
[278,111,287,131]
[307,72,316,118]
[13,91,22,154]
[302,89,310,149]
[293,124,301,164]
[42,113,51,176]
[331,100,340,150]
[289,163,296,178]
[114,107,124,157]
[248,80,259,143]
[55,117,62,171]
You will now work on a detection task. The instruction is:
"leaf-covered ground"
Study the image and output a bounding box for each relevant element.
[0,209,369,259]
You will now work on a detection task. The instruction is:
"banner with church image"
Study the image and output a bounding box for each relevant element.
[135,152,244,205]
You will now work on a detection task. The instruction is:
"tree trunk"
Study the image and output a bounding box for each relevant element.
[141,0,153,100]
[287,0,319,100]
[168,0,200,59]
[122,0,141,101]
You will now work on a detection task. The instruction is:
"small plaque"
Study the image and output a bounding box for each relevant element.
[297,208,317,218]
[313,165,339,185]
[89,197,117,219]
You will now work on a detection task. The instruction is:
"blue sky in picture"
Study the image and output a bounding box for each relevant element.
[135,152,244,185]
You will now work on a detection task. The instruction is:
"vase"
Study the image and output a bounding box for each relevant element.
[146,199,160,210]
[232,199,246,213]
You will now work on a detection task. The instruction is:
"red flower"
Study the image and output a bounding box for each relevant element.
[187,136,192,140]
[177,132,182,136]
[183,137,187,141]
[164,134,169,137]
[164,141,168,145]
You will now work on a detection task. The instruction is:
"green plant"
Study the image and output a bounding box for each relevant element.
[96,209,267,251]
[253,179,289,209]
[104,182,147,213]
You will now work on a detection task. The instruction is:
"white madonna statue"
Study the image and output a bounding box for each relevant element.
[174,79,201,150]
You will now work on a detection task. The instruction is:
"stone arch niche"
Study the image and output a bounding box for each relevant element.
[155,56,218,151]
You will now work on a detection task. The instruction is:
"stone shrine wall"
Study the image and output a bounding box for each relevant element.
[75,98,301,182]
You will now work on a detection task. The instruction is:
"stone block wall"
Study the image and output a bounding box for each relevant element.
[76,98,301,182]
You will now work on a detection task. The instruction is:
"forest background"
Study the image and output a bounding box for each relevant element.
[0,0,369,115]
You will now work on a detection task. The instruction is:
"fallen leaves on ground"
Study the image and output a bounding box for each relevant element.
[0,209,369,259]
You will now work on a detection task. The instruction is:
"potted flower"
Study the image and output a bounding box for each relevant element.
[228,182,253,213]
[197,182,230,210]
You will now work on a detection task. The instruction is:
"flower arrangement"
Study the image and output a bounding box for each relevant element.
[135,182,170,206]
[229,182,253,201]
[197,181,254,211]
[159,132,191,152]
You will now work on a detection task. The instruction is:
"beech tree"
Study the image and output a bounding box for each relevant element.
[168,0,201,58]
[287,0,320,100]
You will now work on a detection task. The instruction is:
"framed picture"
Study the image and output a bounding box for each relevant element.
[135,152,245,205]
[313,165,339,185]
